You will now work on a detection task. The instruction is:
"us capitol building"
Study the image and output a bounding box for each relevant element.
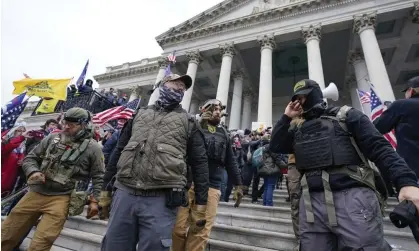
[21,0,419,130]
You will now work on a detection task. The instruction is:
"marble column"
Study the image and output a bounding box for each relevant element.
[189,99,199,114]
[241,90,253,130]
[229,69,244,130]
[216,43,235,112]
[257,34,275,126]
[346,76,362,112]
[148,57,169,105]
[180,50,202,111]
[302,24,325,90]
[348,49,371,117]
[413,2,419,24]
[354,12,395,102]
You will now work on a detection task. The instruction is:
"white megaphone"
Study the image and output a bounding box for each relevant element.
[322,82,339,101]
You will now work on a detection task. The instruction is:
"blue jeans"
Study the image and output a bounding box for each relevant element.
[263,176,277,206]
[220,169,228,201]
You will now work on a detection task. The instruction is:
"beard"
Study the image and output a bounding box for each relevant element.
[60,133,75,144]
[208,116,221,126]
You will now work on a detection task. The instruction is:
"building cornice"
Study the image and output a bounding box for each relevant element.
[94,62,160,82]
[156,0,359,47]
[155,0,250,41]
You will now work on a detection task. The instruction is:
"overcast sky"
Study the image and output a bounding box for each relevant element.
[1,0,223,105]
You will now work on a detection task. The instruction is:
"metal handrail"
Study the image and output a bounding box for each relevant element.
[31,91,117,116]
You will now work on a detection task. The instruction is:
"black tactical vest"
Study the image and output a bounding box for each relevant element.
[293,117,362,171]
[202,126,228,166]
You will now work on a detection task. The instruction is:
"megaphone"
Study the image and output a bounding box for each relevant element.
[322,82,339,101]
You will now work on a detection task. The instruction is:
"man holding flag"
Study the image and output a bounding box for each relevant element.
[373,76,419,181]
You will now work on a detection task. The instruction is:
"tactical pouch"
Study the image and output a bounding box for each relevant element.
[165,189,188,209]
[68,189,88,216]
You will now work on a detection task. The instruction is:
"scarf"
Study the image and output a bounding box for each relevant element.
[157,85,184,107]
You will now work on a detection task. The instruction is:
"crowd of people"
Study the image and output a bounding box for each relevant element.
[1,74,419,251]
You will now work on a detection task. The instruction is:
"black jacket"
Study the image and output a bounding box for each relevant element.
[270,107,418,192]
[207,127,242,190]
[373,95,419,178]
[106,106,209,205]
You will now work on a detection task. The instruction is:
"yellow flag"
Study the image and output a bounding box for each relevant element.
[35,99,60,114]
[13,78,71,100]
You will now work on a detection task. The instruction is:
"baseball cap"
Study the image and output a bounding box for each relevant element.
[291,79,321,101]
[161,74,193,89]
[401,76,419,92]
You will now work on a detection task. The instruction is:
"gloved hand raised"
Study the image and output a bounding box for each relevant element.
[188,205,207,233]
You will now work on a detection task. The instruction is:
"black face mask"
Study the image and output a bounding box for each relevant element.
[302,87,326,119]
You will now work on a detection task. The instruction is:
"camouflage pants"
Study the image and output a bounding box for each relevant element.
[287,164,301,240]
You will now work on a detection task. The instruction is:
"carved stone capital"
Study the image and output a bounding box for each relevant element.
[243,89,254,100]
[345,75,356,90]
[348,49,364,65]
[219,43,236,58]
[302,24,321,43]
[129,85,141,97]
[257,34,276,50]
[186,50,202,65]
[232,69,244,81]
[157,57,169,69]
[412,2,419,24]
[353,12,377,34]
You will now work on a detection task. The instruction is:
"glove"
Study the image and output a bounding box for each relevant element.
[233,186,244,208]
[201,110,212,121]
[86,195,99,219]
[188,205,207,234]
[27,172,45,185]
[98,191,112,220]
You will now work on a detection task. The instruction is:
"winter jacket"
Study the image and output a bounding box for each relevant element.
[102,130,120,166]
[1,136,25,196]
[109,103,209,205]
[374,95,419,178]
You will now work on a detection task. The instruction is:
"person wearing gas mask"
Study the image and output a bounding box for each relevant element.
[269,79,419,250]
[1,108,105,251]
[172,99,244,251]
[101,74,209,251]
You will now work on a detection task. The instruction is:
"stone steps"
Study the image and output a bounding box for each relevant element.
[229,195,399,211]
[3,182,414,251]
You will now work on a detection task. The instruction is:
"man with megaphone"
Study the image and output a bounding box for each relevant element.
[269,79,419,251]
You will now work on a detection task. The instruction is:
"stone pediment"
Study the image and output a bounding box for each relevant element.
[155,0,351,47]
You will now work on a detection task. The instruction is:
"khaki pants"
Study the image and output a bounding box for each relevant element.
[1,191,70,251]
[172,187,221,251]
[287,164,302,240]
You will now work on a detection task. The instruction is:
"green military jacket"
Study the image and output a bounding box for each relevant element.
[22,132,105,199]
[116,105,193,190]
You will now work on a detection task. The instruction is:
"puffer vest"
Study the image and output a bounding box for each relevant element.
[116,105,190,190]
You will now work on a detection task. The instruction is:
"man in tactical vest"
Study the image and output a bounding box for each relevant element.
[270,79,419,250]
[1,108,105,251]
[172,99,244,251]
[101,74,209,251]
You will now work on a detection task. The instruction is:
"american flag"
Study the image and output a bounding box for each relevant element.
[92,98,140,126]
[370,88,397,149]
[357,89,371,104]
[1,100,28,132]
[167,51,176,63]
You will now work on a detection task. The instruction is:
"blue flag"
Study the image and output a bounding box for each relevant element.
[1,94,28,132]
[76,59,89,87]
[1,92,27,115]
